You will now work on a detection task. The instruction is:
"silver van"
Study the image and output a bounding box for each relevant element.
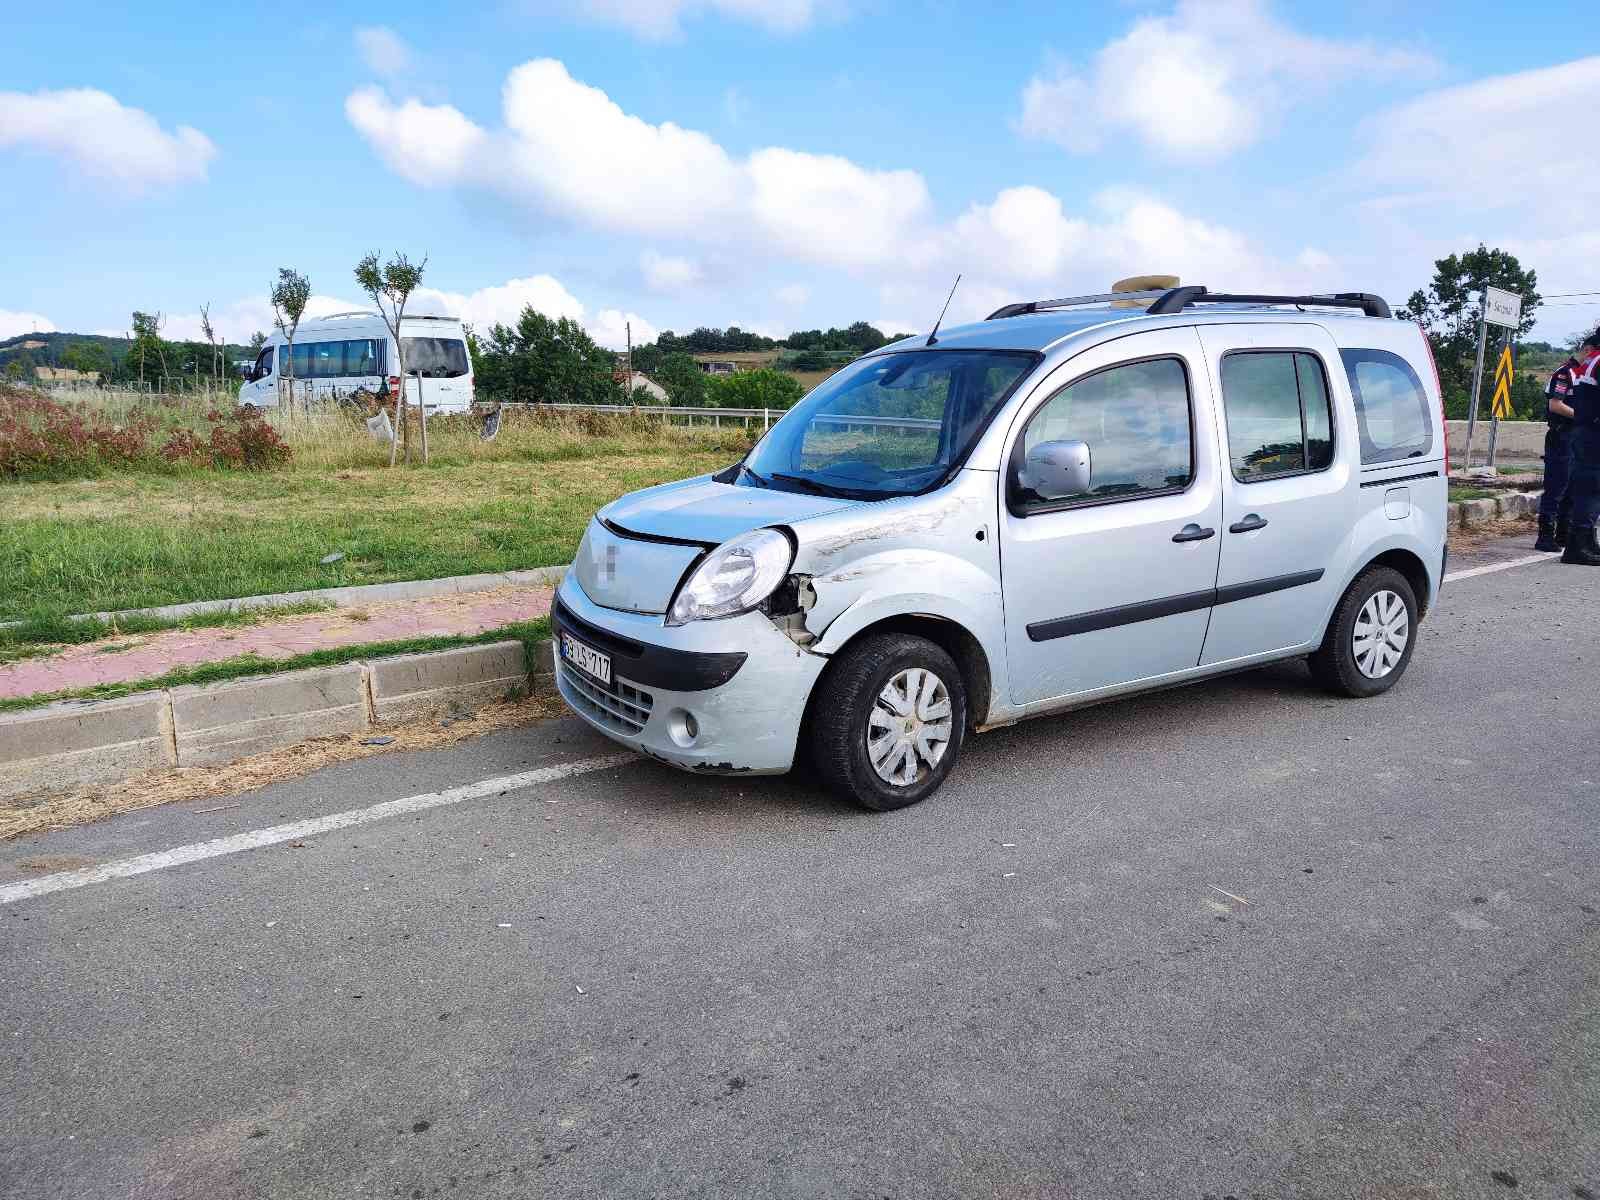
[552,286,1449,810]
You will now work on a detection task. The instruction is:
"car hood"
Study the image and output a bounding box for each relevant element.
[600,475,858,545]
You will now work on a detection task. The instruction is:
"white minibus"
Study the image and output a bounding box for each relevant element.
[238,311,474,413]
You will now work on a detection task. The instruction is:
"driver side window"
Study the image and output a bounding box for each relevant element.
[252,348,274,380]
[1012,356,1193,513]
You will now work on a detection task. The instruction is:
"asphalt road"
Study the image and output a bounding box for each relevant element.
[3,539,1597,1199]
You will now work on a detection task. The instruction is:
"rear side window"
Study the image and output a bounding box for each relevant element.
[1013,357,1193,511]
[1340,349,1433,464]
[1219,351,1335,481]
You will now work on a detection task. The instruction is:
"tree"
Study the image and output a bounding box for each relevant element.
[248,331,267,353]
[1400,245,1542,418]
[60,341,110,380]
[269,267,311,413]
[355,251,428,465]
[128,311,169,389]
[705,368,805,411]
[473,308,622,406]
[199,303,220,390]
[656,352,707,406]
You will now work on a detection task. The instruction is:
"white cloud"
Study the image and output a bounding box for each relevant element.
[588,309,660,350]
[559,0,824,40]
[1019,0,1433,162]
[641,251,704,292]
[355,26,413,77]
[347,58,1336,336]
[0,87,215,189]
[345,88,487,186]
[0,309,56,340]
[409,275,655,349]
[164,294,365,344]
[347,60,930,270]
[1361,55,1600,234]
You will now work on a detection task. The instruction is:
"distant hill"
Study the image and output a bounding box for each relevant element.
[0,330,255,383]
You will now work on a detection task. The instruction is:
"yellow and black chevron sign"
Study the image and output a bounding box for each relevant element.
[1491,344,1514,419]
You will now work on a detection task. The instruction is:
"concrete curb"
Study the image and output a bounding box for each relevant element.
[1446,489,1540,531]
[0,638,554,802]
[0,565,570,631]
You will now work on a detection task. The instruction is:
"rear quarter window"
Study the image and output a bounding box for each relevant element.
[1339,348,1433,465]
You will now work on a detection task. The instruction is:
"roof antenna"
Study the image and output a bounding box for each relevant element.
[926,273,961,346]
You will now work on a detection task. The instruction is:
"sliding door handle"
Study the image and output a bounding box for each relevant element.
[1172,524,1216,543]
[1228,513,1269,533]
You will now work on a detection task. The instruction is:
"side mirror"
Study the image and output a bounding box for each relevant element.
[1024,439,1092,500]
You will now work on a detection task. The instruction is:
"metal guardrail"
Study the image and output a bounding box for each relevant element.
[530,401,939,433]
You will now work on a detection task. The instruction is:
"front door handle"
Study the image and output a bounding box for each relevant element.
[1228,513,1269,533]
[1172,523,1216,543]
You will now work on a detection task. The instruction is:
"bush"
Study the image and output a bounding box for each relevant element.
[0,384,292,478]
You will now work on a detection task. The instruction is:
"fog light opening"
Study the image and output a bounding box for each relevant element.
[667,709,700,748]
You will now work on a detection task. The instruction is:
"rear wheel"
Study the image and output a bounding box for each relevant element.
[1309,566,1418,697]
[809,633,967,811]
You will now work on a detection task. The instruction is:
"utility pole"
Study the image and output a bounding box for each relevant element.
[1462,290,1488,471]
[625,321,633,398]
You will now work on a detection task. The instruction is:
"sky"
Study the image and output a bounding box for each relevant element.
[3,0,1598,349]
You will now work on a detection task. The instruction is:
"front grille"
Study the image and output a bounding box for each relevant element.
[558,660,654,735]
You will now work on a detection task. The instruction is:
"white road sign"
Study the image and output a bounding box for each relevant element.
[1484,286,1522,329]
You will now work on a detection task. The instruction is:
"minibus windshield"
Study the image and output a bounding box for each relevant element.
[738,349,1038,499]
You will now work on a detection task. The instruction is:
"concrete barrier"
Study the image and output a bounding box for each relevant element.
[1457,498,1498,529]
[370,640,530,723]
[0,692,173,802]
[1446,420,1544,461]
[170,664,369,767]
[0,640,563,800]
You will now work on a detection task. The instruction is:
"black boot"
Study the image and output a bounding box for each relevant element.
[1561,524,1600,566]
[1534,517,1559,552]
[1555,517,1570,549]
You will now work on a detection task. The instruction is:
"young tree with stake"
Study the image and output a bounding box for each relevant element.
[198,302,220,392]
[269,268,311,414]
[354,251,428,465]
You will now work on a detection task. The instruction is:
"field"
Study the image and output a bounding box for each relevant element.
[1,398,746,622]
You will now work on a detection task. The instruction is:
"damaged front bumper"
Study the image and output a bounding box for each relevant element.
[551,575,828,775]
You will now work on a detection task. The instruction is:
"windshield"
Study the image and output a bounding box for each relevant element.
[402,336,470,378]
[738,349,1037,498]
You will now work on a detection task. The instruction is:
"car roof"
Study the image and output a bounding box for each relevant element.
[872,303,1404,356]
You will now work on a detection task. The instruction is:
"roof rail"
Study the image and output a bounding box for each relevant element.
[985,290,1168,320]
[305,310,382,322]
[1146,287,1392,319]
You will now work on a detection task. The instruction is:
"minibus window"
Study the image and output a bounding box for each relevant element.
[402,337,470,378]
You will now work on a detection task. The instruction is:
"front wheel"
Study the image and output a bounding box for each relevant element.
[808,633,967,811]
[1309,566,1418,697]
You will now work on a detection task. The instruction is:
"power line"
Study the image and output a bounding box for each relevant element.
[1541,290,1600,299]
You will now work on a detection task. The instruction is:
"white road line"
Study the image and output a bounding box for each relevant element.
[0,753,633,906]
[1444,552,1557,582]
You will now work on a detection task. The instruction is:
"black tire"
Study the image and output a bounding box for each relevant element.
[1308,566,1418,698]
[809,633,967,812]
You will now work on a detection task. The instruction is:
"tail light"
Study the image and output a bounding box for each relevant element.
[388,376,400,391]
[1418,322,1447,476]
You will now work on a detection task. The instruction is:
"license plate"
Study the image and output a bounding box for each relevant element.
[561,632,612,685]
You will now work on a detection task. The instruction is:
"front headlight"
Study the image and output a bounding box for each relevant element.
[666,528,793,625]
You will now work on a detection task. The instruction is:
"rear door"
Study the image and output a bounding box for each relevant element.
[1196,323,1355,665]
[1000,327,1223,706]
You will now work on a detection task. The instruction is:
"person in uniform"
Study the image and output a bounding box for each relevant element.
[1534,351,1579,551]
[1560,330,1600,566]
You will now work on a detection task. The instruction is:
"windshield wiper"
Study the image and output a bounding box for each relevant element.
[736,463,771,488]
[769,472,876,500]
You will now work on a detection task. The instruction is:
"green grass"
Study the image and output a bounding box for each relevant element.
[1449,487,1496,502]
[0,601,330,665]
[2,407,742,622]
[0,617,551,714]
